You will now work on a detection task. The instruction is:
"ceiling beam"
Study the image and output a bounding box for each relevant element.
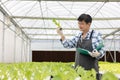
[31,38,60,40]
[31,36,120,40]
[103,28,120,39]
[17,0,120,2]
[28,34,74,36]
[27,33,120,36]
[21,27,118,30]
[11,16,120,20]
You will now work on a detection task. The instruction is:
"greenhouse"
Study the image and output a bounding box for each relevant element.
[0,0,120,80]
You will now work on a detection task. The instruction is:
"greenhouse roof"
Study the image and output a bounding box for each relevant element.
[0,0,120,40]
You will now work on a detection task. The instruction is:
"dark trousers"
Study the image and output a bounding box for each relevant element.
[96,73,102,80]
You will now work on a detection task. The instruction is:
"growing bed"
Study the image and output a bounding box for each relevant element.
[0,62,119,80]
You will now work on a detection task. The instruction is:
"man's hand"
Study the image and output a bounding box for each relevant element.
[89,49,100,58]
[57,28,63,36]
[56,28,65,41]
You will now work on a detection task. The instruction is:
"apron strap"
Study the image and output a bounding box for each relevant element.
[77,30,94,47]
[90,30,94,39]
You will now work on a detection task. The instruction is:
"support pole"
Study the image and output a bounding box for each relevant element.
[104,50,107,62]
[114,34,116,62]
[2,15,5,62]
[29,40,32,62]
[21,34,23,62]
[14,28,17,63]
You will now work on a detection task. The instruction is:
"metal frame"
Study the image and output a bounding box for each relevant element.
[27,33,120,36]
[103,28,120,39]
[113,34,116,62]
[29,40,32,62]
[15,0,120,2]
[11,16,120,39]
[1,1,120,40]
[11,16,120,21]
[21,27,118,30]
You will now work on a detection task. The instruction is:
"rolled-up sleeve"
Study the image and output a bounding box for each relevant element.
[95,33,105,59]
[60,33,80,48]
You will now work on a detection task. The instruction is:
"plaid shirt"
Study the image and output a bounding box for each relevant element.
[60,29,105,59]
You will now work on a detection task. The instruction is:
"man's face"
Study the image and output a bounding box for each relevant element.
[78,21,90,31]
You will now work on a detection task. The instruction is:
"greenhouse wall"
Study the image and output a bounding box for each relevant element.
[31,39,120,62]
[0,10,31,63]
[31,39,120,51]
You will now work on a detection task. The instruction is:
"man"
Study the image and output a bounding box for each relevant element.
[56,14,105,80]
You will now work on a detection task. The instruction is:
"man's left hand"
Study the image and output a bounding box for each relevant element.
[89,49,100,58]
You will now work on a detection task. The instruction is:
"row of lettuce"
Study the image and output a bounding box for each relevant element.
[0,62,118,80]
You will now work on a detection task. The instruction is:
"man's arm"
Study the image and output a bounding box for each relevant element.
[96,33,105,59]
[90,32,105,59]
[57,28,79,48]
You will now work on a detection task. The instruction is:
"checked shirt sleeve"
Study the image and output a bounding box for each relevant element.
[93,32,105,59]
[60,33,81,48]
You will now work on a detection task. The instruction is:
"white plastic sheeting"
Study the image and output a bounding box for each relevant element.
[0,22,3,62]
[0,1,120,39]
[4,27,15,63]
[15,36,22,62]
[0,11,4,62]
[0,10,30,63]
[31,39,120,51]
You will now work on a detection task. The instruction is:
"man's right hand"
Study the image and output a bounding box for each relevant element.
[57,28,63,36]
[56,28,65,41]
